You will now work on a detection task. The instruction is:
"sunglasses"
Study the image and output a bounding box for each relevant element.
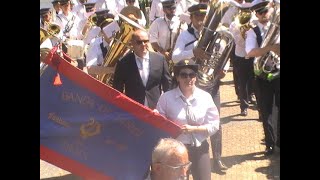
[179,72,197,79]
[159,161,192,171]
[135,39,149,45]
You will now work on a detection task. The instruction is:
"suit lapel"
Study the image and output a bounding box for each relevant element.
[146,53,155,88]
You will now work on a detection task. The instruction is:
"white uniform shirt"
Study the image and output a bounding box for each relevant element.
[137,10,147,27]
[72,4,87,21]
[149,15,187,52]
[107,0,140,18]
[83,26,101,45]
[156,86,220,145]
[86,36,109,66]
[50,7,61,22]
[149,0,164,23]
[149,0,189,24]
[172,25,230,71]
[93,0,108,10]
[55,12,85,40]
[245,21,270,54]
[221,6,238,28]
[171,25,200,63]
[229,20,247,57]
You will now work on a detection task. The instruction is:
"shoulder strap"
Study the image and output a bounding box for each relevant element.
[185,24,198,48]
[100,42,108,58]
[253,26,262,47]
[64,15,76,34]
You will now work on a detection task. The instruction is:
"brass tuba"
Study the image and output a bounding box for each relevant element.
[98,13,145,85]
[253,0,280,81]
[195,0,240,91]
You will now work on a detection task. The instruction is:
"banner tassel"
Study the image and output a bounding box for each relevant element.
[52,53,62,86]
[53,73,62,86]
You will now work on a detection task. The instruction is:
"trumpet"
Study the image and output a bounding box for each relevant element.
[40,22,61,45]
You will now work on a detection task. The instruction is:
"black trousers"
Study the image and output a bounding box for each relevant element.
[209,85,223,161]
[255,77,280,148]
[233,56,255,111]
[199,80,223,163]
[230,46,240,97]
[186,140,211,180]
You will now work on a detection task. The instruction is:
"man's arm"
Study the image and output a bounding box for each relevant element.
[247,44,279,58]
[171,32,195,63]
[112,59,125,93]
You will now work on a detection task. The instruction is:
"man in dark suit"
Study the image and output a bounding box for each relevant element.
[113,29,172,109]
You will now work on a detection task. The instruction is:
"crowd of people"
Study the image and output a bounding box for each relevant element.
[40,0,280,179]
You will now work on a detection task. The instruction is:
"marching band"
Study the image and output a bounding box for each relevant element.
[40,0,280,178]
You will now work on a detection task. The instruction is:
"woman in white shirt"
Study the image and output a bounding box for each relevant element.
[156,59,220,180]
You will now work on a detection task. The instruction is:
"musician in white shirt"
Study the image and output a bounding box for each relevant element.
[149,0,190,25]
[149,0,187,62]
[55,0,86,40]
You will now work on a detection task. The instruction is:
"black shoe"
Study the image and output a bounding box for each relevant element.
[214,160,228,171]
[240,109,247,116]
[264,146,274,156]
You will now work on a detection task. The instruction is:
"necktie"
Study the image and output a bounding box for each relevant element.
[139,58,149,86]
[165,20,173,51]
[180,96,200,147]
[100,42,108,58]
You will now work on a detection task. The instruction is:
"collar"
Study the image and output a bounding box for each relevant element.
[134,52,150,61]
[257,21,270,32]
[191,24,200,37]
[164,15,171,22]
[173,86,200,102]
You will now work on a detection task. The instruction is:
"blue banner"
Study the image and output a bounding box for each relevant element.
[40,50,181,180]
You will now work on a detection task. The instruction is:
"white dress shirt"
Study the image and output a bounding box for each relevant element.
[134,52,150,107]
[149,15,187,52]
[156,86,220,145]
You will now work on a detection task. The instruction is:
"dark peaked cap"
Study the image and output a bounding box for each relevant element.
[40,8,51,16]
[51,0,61,4]
[161,0,176,8]
[84,3,96,12]
[95,9,110,17]
[173,59,199,75]
[188,3,207,14]
[251,0,270,13]
[59,0,70,6]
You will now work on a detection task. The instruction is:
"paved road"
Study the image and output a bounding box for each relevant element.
[40,71,280,180]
